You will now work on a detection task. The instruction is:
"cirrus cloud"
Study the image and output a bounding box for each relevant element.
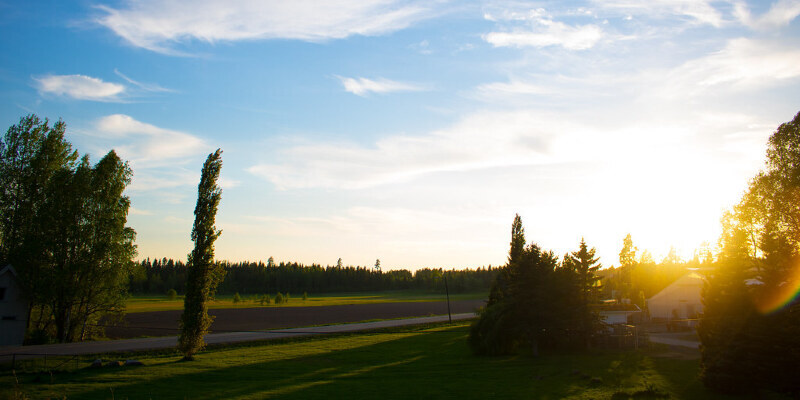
[95,0,435,55]
[337,76,426,96]
[483,7,605,50]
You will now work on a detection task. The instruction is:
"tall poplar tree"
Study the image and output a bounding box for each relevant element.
[179,149,225,360]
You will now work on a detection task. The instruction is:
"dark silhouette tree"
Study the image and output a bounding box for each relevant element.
[471,214,579,356]
[487,214,524,307]
[179,149,225,360]
[563,238,602,348]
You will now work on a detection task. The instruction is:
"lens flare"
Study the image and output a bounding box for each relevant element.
[755,261,800,314]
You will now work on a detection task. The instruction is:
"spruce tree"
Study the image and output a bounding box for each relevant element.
[178,149,225,360]
[563,238,602,348]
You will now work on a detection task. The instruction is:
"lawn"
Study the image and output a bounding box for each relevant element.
[1,322,774,400]
[124,290,487,313]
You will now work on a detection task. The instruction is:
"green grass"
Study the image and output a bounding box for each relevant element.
[1,322,777,400]
[124,290,487,313]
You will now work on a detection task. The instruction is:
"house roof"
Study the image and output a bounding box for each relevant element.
[647,272,704,302]
[592,303,641,313]
[0,264,17,277]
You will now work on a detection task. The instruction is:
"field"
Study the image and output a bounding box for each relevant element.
[124,290,487,313]
[3,322,779,400]
[106,299,485,339]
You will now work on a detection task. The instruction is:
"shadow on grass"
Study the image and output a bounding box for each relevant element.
[10,326,764,400]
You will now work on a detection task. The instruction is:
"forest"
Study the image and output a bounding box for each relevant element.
[129,258,500,295]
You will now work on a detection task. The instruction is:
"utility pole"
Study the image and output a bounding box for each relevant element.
[444,272,452,323]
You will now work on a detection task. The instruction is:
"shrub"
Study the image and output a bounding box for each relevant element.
[275,293,284,304]
[166,289,178,300]
[285,292,290,302]
[233,292,242,304]
[302,291,308,301]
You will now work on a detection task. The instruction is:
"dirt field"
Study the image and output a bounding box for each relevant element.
[104,299,484,339]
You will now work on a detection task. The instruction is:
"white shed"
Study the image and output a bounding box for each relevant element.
[0,265,28,346]
[596,303,641,325]
[646,271,704,320]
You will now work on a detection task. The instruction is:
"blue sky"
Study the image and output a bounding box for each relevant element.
[1,0,799,269]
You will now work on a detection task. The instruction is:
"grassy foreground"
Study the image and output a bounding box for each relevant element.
[1,322,761,400]
[125,290,486,313]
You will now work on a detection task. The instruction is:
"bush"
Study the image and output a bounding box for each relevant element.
[166,289,178,300]
[285,293,290,303]
[233,292,242,304]
[275,293,284,304]
[302,291,308,301]
[259,294,270,305]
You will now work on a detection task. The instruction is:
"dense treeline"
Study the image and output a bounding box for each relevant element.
[130,257,498,295]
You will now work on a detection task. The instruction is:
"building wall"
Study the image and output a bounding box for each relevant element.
[0,269,28,346]
[601,312,630,325]
[647,273,704,320]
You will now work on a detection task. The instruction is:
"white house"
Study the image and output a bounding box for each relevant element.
[0,264,28,346]
[647,271,704,321]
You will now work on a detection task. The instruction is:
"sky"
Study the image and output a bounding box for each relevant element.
[1,0,799,270]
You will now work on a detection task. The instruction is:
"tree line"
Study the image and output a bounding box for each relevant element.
[130,257,499,295]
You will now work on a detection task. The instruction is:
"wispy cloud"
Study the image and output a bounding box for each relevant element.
[95,114,209,166]
[483,8,604,50]
[95,0,435,55]
[659,38,800,96]
[114,69,174,93]
[591,0,724,27]
[90,115,211,193]
[733,0,800,30]
[248,110,595,190]
[337,76,426,96]
[129,207,153,216]
[34,74,125,101]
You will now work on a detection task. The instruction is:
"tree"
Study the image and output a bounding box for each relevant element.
[617,234,637,300]
[374,259,381,271]
[699,111,800,395]
[471,214,580,356]
[487,214,525,306]
[178,149,225,360]
[0,115,135,342]
[563,238,602,347]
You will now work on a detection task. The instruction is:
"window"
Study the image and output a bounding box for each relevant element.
[0,287,6,301]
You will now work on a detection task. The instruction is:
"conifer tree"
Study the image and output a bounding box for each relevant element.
[178,149,225,360]
[563,238,602,347]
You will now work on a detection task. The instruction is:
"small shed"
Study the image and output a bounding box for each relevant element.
[596,303,641,325]
[0,264,28,346]
[646,271,704,321]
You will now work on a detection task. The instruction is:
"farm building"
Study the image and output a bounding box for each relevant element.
[0,264,28,346]
[646,271,704,321]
